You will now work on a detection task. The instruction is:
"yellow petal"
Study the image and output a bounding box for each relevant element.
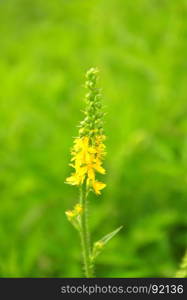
[87,168,95,180]
[66,174,83,185]
[94,161,106,174]
[92,181,106,195]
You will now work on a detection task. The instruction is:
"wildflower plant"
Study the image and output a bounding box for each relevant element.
[65,68,122,277]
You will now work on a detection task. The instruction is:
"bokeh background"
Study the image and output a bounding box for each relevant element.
[0,0,187,277]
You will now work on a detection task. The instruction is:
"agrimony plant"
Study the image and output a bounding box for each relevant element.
[65,68,122,277]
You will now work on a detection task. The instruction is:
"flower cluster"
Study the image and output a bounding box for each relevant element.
[66,68,106,195]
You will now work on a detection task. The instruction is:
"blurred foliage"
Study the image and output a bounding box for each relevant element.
[0,0,187,277]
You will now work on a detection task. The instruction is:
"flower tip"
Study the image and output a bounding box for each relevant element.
[85,67,99,82]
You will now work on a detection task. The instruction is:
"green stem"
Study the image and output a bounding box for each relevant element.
[79,185,93,277]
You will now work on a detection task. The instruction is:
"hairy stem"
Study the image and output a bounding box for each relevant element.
[79,185,93,277]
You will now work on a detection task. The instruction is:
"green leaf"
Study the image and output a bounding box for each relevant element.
[91,226,123,261]
[99,226,123,245]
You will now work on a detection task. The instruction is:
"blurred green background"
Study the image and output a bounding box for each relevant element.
[0,0,187,277]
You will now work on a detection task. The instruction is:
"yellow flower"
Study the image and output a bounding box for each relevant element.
[66,173,83,185]
[92,181,106,195]
[66,135,106,194]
